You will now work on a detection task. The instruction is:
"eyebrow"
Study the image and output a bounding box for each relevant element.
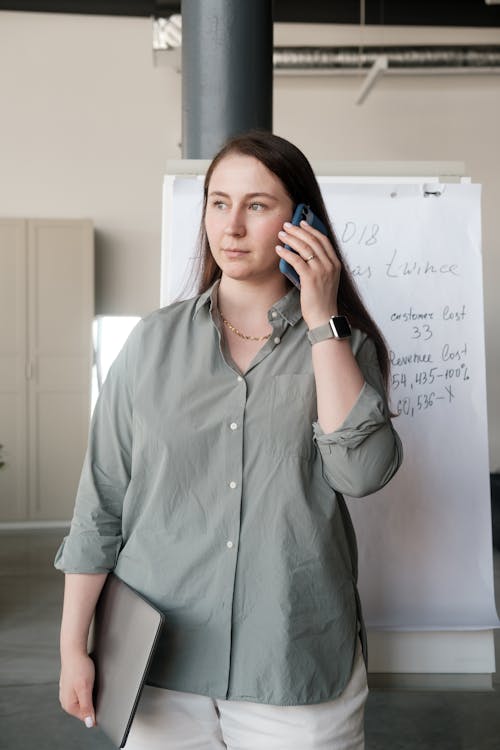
[207,191,279,201]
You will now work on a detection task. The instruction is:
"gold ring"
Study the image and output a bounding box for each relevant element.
[305,254,315,263]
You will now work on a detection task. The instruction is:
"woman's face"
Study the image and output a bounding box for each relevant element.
[204,153,294,284]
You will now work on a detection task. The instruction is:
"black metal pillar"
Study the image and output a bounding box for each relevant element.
[181,0,273,159]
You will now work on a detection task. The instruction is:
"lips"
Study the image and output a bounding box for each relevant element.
[222,248,249,257]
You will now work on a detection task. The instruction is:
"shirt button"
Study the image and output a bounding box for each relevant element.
[271,311,278,319]
[237,375,243,382]
[229,481,237,489]
[274,337,281,344]
[226,541,234,549]
[230,422,238,430]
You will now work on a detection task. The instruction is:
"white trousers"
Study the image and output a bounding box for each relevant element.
[124,640,368,750]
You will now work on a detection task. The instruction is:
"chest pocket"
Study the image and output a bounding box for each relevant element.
[267,373,317,460]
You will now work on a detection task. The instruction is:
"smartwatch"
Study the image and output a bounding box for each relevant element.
[307,316,352,345]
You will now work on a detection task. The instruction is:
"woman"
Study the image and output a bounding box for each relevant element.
[56,130,402,750]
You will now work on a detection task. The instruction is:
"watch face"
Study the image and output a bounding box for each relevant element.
[330,316,351,339]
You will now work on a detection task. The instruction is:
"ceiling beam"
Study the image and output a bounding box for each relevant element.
[1,0,500,26]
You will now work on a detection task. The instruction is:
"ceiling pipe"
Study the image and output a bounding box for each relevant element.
[272,45,500,74]
[154,20,500,75]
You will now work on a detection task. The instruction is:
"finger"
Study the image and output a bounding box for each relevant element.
[299,224,342,277]
[280,222,333,267]
[281,221,325,251]
[60,685,94,727]
[59,686,83,719]
[288,218,339,260]
[298,221,341,267]
[75,682,96,727]
[275,245,315,282]
[297,219,334,250]
[277,229,327,268]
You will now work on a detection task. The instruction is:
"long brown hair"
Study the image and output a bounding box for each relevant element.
[192,130,391,391]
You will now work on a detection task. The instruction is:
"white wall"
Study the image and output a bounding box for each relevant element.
[0,11,180,316]
[1,11,499,468]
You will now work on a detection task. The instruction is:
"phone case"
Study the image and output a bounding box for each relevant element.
[279,204,328,288]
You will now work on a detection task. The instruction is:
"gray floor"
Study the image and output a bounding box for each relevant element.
[1,531,499,750]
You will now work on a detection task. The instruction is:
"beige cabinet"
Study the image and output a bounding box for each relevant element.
[0,219,93,522]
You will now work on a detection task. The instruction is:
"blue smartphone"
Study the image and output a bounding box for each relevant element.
[279,203,328,288]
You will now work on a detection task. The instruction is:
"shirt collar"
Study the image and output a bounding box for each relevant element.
[193,279,302,326]
[193,279,220,318]
[269,285,302,326]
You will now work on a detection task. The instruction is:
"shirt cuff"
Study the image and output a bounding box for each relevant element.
[313,381,388,450]
[54,531,122,574]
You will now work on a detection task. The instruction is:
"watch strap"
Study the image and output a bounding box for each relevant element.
[307,316,351,345]
[307,322,333,345]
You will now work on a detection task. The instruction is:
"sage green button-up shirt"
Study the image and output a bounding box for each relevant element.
[55,281,402,706]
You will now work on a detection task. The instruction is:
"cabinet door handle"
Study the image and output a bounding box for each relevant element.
[26,361,33,379]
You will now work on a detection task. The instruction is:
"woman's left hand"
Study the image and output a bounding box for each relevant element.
[276,220,341,329]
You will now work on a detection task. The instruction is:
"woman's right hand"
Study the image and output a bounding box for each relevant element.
[59,651,96,728]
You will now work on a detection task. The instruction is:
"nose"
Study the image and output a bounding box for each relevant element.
[224,208,246,237]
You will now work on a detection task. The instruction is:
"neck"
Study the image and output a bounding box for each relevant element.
[217,274,289,321]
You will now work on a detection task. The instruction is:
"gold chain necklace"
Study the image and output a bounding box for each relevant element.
[222,316,271,342]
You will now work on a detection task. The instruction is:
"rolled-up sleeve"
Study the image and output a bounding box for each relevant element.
[313,333,403,498]
[54,321,143,573]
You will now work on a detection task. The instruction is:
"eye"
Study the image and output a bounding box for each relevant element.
[211,200,228,210]
[249,202,266,211]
